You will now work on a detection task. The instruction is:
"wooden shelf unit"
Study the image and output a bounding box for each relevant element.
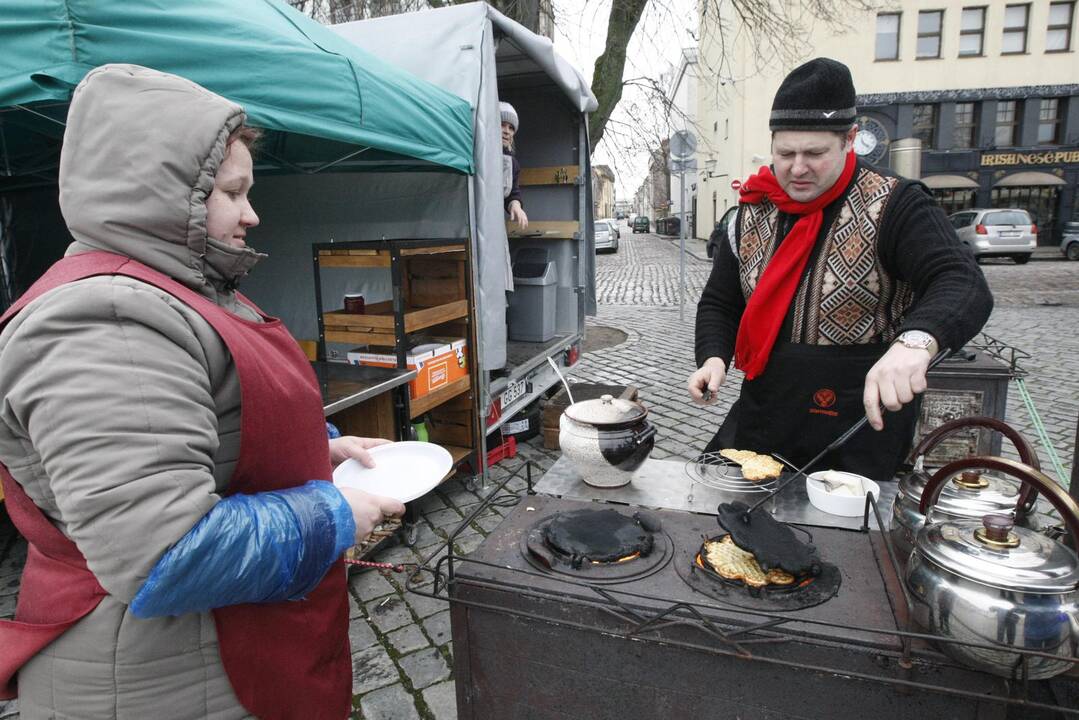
[322,299,469,345]
[313,239,480,479]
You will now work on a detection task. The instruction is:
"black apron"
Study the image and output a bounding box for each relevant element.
[704,342,919,483]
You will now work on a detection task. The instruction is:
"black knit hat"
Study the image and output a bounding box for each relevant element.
[770,58,856,132]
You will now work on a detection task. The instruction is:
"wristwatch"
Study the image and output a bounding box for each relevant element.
[894,330,937,354]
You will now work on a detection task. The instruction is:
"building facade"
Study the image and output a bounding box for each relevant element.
[592,164,616,219]
[696,0,1079,245]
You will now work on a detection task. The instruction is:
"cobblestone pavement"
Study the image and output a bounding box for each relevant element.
[0,230,1076,719]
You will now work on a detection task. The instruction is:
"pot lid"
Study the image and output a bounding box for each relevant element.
[916,515,1079,592]
[563,394,646,428]
[899,469,1022,518]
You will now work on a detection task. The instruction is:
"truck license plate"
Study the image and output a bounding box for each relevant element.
[501,379,527,408]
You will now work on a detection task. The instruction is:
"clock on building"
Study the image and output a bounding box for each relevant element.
[853,115,890,165]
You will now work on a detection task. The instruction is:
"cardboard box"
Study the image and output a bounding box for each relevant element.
[348,338,468,401]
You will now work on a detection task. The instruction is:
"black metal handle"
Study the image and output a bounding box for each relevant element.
[635,424,657,447]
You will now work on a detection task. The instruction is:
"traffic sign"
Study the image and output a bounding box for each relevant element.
[669,130,697,160]
[730,179,742,191]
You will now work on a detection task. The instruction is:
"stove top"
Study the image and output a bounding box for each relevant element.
[458,495,901,649]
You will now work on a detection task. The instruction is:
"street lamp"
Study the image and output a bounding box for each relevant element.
[701,158,727,181]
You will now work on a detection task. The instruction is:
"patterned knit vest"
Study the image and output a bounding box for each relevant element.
[736,166,914,346]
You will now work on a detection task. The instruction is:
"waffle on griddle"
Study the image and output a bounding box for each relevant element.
[719,448,783,482]
[702,535,796,588]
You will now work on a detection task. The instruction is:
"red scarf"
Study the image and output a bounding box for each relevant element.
[733,151,857,380]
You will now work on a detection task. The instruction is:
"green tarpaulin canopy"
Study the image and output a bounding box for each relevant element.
[0,0,474,187]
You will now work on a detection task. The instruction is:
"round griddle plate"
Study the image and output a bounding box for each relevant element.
[521,509,672,584]
[544,508,655,562]
[675,536,842,612]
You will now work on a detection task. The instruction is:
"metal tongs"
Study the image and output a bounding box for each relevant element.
[741,348,953,521]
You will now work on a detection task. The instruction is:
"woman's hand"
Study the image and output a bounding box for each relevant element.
[508,200,528,229]
[687,357,726,405]
[338,488,406,544]
[329,435,391,469]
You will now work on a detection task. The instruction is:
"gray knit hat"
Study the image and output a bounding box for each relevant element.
[499,101,519,131]
[770,58,856,132]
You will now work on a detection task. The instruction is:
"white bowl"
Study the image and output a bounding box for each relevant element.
[805,471,880,517]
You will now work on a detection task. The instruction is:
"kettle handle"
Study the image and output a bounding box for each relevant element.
[910,416,1040,470]
[909,416,1039,514]
[919,456,1079,546]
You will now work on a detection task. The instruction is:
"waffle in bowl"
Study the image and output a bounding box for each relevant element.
[719,448,783,482]
[702,535,795,587]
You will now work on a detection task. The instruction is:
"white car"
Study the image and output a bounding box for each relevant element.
[594,219,619,253]
[599,218,621,241]
[949,208,1037,264]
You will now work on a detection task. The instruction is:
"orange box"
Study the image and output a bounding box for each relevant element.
[348,339,467,400]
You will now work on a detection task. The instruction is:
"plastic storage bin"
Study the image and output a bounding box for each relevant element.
[508,248,557,342]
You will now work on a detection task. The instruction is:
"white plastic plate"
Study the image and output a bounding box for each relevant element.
[332,441,452,503]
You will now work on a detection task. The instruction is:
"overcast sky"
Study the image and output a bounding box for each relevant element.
[550,0,699,200]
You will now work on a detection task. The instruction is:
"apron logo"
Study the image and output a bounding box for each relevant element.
[813,388,836,408]
[810,388,839,417]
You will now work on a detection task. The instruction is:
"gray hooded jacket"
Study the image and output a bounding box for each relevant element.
[0,65,267,719]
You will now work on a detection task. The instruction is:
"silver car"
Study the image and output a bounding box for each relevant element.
[948,208,1037,264]
[594,219,619,253]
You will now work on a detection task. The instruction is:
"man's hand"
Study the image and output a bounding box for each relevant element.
[329,436,391,469]
[508,200,529,229]
[863,344,932,431]
[338,488,406,544]
[687,357,727,405]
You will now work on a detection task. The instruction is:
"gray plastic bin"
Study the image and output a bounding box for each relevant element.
[508,248,558,342]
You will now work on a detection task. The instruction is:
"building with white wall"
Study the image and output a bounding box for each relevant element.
[696,0,1079,245]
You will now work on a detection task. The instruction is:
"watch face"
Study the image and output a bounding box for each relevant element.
[854,115,889,165]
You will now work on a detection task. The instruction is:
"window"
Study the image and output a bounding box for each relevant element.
[994,100,1019,146]
[953,102,978,147]
[1002,4,1030,53]
[912,104,938,148]
[959,7,986,56]
[1047,1,1075,52]
[876,13,901,60]
[917,10,944,57]
[1037,98,1062,144]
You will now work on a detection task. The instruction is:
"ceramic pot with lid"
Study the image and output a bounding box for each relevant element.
[559,394,656,488]
[890,416,1040,565]
[905,456,1079,679]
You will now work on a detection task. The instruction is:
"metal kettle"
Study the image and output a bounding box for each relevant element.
[905,457,1079,679]
[890,416,1040,565]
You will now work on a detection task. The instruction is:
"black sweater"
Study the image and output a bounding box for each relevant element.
[694,170,993,369]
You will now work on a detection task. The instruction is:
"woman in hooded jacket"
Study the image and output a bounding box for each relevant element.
[0,65,404,720]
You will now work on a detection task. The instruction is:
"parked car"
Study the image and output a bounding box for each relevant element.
[707,206,739,259]
[594,219,619,253]
[1062,222,1079,261]
[948,208,1037,264]
[632,216,650,233]
[599,218,620,241]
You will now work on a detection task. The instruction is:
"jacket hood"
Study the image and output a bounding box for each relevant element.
[59,64,263,297]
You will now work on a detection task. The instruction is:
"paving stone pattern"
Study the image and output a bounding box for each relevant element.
[0,231,1075,719]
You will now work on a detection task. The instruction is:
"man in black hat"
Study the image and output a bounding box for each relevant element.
[687,58,992,481]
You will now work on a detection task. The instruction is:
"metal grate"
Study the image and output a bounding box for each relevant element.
[684,451,782,495]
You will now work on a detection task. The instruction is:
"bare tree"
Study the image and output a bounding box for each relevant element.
[286,0,553,32]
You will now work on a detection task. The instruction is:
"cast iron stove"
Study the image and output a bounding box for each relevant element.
[412,468,1079,720]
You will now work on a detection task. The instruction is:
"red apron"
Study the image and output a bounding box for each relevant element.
[0,252,351,719]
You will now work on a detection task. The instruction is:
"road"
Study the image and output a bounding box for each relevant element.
[1,226,1076,720]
